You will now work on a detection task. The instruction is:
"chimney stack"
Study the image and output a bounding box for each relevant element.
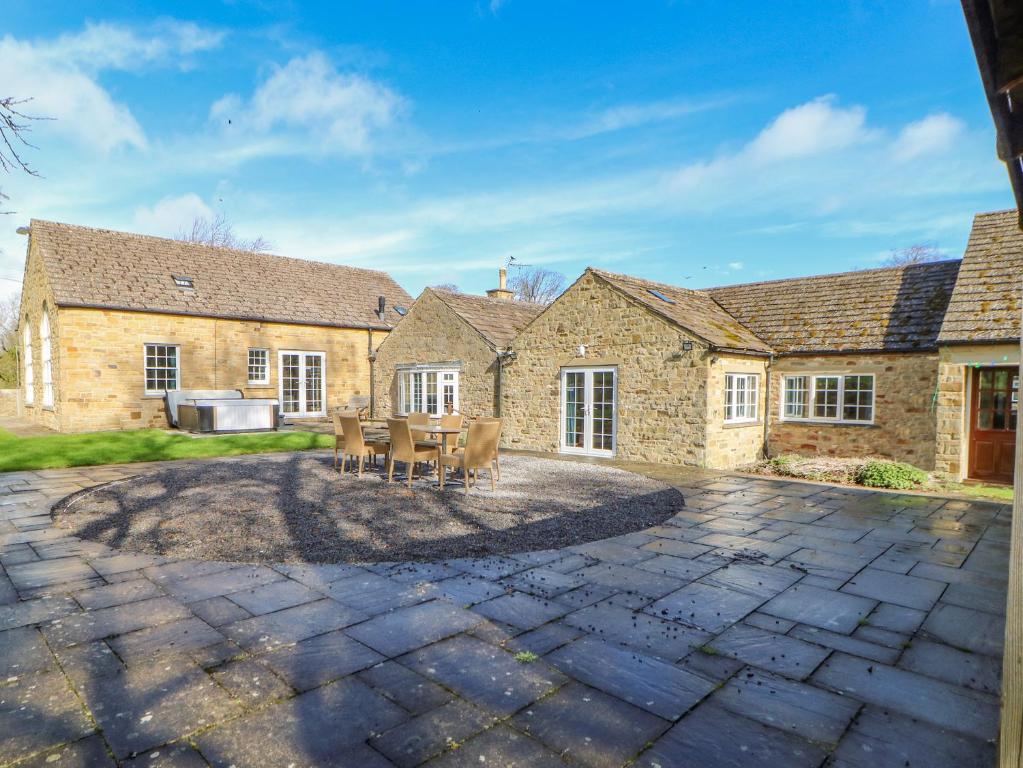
[377,296,386,320]
[486,267,515,301]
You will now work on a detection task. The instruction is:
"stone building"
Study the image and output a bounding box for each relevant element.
[500,269,772,469]
[501,209,1021,479]
[372,274,542,419]
[933,209,1022,484]
[17,220,411,432]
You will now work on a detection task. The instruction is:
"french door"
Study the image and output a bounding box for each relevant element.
[279,351,326,417]
[969,366,1017,483]
[561,367,616,457]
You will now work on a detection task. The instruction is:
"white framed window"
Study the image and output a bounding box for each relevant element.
[144,343,179,395]
[40,311,53,408]
[781,373,875,424]
[398,367,459,416]
[783,375,809,418]
[724,373,759,423]
[23,322,33,405]
[248,348,269,385]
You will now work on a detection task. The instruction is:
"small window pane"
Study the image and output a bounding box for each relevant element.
[814,376,839,419]
[144,344,179,393]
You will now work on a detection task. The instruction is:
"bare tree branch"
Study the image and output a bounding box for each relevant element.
[430,283,459,292]
[883,243,944,267]
[176,212,272,252]
[0,97,44,176]
[508,267,566,304]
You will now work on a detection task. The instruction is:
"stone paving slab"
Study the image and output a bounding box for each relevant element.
[812,652,999,741]
[512,681,668,768]
[0,457,1010,767]
[547,635,714,720]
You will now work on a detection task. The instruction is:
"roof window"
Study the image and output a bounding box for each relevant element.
[394,305,408,316]
[647,288,676,304]
[173,275,194,289]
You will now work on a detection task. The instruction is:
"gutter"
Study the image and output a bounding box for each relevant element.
[53,302,397,333]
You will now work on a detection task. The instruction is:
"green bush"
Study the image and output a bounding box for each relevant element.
[855,460,928,490]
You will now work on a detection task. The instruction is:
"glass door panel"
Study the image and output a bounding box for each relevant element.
[561,367,616,456]
[279,351,326,417]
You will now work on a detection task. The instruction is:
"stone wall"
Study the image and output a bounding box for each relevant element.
[372,291,499,419]
[501,272,711,465]
[935,343,1020,480]
[705,354,769,468]
[30,304,384,432]
[767,352,940,469]
[0,389,21,418]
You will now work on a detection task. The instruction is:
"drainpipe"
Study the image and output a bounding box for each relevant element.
[762,353,774,458]
[367,329,376,418]
[495,349,517,417]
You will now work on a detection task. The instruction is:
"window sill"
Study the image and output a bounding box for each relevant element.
[778,419,877,428]
[723,420,762,429]
[247,384,273,389]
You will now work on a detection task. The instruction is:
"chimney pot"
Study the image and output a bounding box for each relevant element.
[499,268,507,290]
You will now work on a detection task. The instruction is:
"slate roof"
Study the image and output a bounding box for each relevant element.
[938,209,1023,344]
[707,261,961,354]
[428,288,544,349]
[29,219,413,330]
[589,268,773,353]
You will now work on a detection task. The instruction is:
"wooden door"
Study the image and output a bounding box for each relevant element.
[969,367,1018,484]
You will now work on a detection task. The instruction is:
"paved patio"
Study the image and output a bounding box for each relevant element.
[0,453,1009,767]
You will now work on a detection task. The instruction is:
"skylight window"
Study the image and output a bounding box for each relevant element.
[647,288,676,304]
[173,275,194,289]
[394,305,408,316]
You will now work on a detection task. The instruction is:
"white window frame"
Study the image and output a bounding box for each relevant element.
[724,373,760,423]
[560,366,617,457]
[144,343,180,396]
[23,322,33,406]
[40,311,53,408]
[397,366,460,416]
[248,348,270,385]
[780,373,876,425]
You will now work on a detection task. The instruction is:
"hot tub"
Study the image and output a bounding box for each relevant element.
[166,390,280,433]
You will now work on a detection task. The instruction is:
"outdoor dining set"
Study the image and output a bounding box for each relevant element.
[331,409,503,494]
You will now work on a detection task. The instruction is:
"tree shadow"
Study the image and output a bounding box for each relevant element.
[52,455,685,564]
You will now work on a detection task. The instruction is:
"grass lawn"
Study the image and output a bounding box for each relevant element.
[935,481,1014,503]
[0,427,334,472]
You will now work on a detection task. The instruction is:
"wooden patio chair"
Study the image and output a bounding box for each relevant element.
[406,411,432,444]
[336,412,389,477]
[387,418,438,489]
[438,419,502,494]
[461,417,503,481]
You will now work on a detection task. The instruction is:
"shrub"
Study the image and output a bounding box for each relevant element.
[855,460,928,490]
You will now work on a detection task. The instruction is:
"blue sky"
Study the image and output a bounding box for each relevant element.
[0,0,1014,300]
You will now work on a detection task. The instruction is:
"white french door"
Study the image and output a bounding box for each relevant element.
[279,351,326,417]
[561,367,616,457]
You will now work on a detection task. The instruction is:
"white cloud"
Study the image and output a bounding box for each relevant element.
[0,20,224,154]
[210,52,405,156]
[891,113,964,162]
[747,95,872,162]
[133,193,214,236]
[669,96,1001,223]
[727,261,743,270]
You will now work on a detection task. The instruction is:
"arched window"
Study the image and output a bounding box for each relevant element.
[40,311,53,408]
[22,321,33,405]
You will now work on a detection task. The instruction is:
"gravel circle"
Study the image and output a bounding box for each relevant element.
[52,453,684,564]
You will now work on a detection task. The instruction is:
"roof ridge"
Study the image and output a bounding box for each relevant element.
[587,267,705,297]
[29,218,397,280]
[426,286,541,308]
[706,258,962,293]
